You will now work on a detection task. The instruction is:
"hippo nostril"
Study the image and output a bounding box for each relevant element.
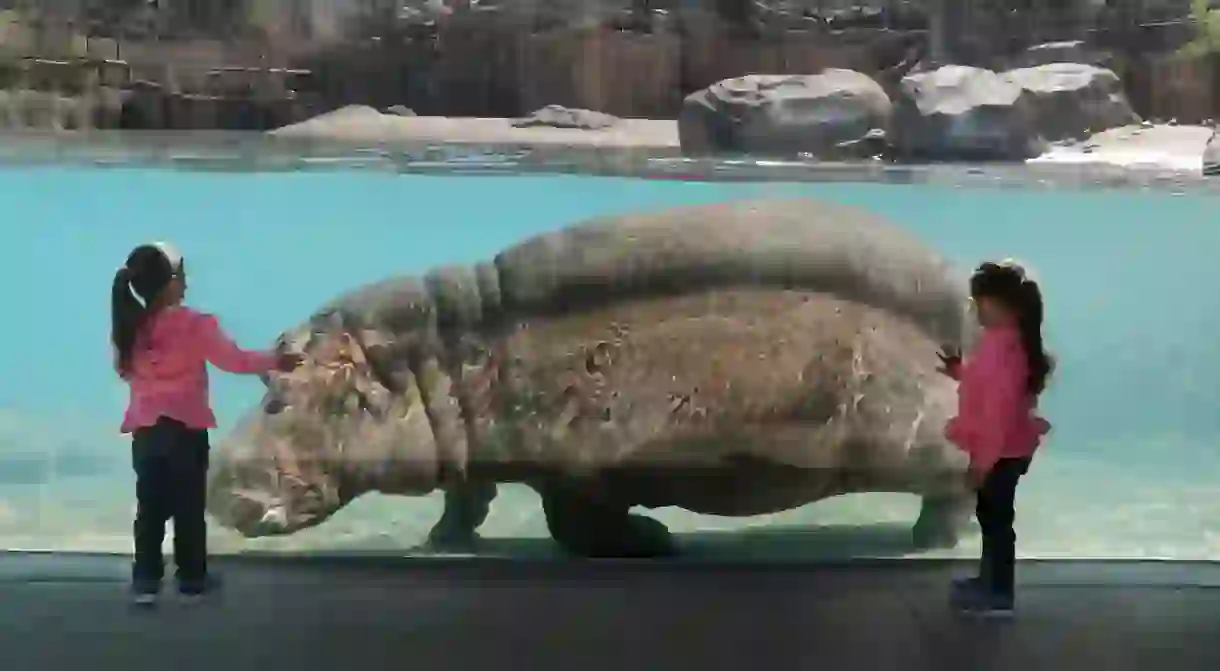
[264,398,286,414]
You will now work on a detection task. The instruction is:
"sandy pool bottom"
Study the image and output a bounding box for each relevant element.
[2,450,1219,561]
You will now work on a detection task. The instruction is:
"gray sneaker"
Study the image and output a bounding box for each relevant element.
[130,581,160,607]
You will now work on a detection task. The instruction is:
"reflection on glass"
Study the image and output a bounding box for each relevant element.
[0,0,1217,560]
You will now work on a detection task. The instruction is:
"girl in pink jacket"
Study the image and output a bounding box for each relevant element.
[112,242,301,606]
[938,260,1052,618]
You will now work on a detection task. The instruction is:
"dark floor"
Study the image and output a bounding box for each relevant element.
[2,551,1219,671]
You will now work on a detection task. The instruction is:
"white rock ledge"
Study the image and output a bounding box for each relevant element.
[269,105,680,149]
[1029,124,1217,175]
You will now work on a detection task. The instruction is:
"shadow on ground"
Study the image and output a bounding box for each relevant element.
[283,521,933,561]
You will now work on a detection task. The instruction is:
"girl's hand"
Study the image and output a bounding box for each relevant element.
[937,346,962,378]
[276,351,305,372]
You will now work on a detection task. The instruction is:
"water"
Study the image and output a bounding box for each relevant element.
[2,143,1220,561]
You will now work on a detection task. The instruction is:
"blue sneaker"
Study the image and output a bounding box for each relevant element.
[951,581,1014,619]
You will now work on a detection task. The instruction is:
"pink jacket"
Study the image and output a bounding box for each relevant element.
[944,325,1050,475]
[119,306,278,433]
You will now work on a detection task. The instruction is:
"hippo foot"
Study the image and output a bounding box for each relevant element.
[424,527,483,553]
[541,486,676,559]
[911,495,972,551]
[423,482,498,553]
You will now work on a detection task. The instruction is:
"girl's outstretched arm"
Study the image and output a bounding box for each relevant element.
[193,312,278,374]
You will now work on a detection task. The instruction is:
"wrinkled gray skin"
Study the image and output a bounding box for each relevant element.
[207,198,976,558]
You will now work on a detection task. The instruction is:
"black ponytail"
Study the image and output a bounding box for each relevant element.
[970,261,1054,396]
[1016,279,1053,396]
[111,245,177,376]
[111,266,145,376]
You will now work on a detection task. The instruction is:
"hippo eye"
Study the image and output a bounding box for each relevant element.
[585,342,613,375]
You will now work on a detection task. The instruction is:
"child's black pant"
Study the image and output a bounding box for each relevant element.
[975,457,1031,597]
[131,417,210,588]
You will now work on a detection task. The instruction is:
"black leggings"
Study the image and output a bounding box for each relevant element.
[976,457,1031,597]
[130,417,210,587]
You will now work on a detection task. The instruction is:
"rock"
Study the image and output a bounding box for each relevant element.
[92,87,127,129]
[1004,63,1140,143]
[269,107,679,148]
[678,70,892,158]
[384,105,416,117]
[512,105,619,130]
[1205,129,1218,176]
[119,80,167,130]
[270,105,390,137]
[1030,124,1217,174]
[1011,41,1108,68]
[0,91,13,129]
[891,65,1045,161]
[7,90,68,130]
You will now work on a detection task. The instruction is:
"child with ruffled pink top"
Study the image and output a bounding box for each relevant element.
[112,242,302,606]
[937,260,1053,618]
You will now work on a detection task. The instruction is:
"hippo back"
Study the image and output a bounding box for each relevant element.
[488,198,969,348]
[314,198,971,355]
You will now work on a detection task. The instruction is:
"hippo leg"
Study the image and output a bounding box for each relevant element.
[426,482,499,550]
[912,493,974,550]
[539,481,676,559]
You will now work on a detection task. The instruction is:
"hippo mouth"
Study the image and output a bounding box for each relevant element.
[217,483,332,537]
[207,405,348,537]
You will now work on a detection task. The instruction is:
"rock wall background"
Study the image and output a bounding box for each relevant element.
[0,0,1214,131]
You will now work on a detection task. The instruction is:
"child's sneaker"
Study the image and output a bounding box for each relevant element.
[950,576,980,595]
[951,581,1015,619]
[177,574,222,605]
[130,581,160,607]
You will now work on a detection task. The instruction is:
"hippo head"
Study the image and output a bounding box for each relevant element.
[207,308,443,537]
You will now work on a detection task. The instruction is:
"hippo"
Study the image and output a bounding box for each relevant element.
[206,198,976,558]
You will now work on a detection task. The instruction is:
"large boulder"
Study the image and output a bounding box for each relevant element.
[1205,129,1218,176]
[678,70,892,159]
[891,65,1045,161]
[1004,63,1140,142]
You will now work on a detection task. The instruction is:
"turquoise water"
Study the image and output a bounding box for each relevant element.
[3,163,1220,559]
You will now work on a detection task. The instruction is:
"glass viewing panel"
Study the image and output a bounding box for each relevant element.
[0,0,1217,560]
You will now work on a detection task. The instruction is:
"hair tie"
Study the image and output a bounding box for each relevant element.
[116,266,147,306]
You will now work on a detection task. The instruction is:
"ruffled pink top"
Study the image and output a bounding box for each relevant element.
[944,325,1051,475]
[119,306,277,433]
